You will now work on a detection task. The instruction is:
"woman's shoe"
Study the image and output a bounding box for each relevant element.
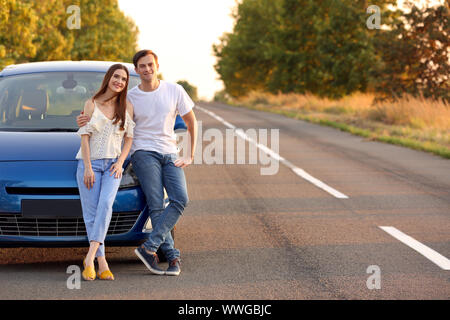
[97,269,115,280]
[82,259,96,281]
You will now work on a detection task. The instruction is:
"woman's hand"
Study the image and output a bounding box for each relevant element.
[110,161,124,179]
[84,167,95,190]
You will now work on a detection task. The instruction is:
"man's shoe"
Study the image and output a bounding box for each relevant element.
[166,258,181,276]
[134,246,165,275]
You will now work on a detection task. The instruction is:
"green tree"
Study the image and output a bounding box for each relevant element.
[31,0,73,61]
[61,0,139,63]
[213,0,397,99]
[0,0,37,69]
[265,0,315,94]
[0,0,139,69]
[177,80,198,101]
[374,2,450,102]
[213,0,282,97]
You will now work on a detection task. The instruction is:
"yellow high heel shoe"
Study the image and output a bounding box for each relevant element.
[97,269,115,281]
[82,259,96,281]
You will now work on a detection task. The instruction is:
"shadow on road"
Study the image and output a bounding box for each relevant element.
[0,247,139,265]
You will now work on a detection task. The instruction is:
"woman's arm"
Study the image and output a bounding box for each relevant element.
[111,135,133,177]
[80,134,95,189]
[126,99,134,120]
[80,100,95,189]
[113,136,133,174]
[77,99,95,127]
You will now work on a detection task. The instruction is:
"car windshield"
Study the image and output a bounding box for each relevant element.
[0,71,140,132]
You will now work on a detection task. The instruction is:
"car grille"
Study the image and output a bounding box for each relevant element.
[0,212,140,237]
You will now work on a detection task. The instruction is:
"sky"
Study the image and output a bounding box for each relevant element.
[117,0,445,101]
[118,0,238,101]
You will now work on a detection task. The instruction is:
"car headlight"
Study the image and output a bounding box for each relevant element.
[119,162,140,189]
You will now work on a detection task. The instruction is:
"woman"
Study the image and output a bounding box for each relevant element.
[75,64,135,281]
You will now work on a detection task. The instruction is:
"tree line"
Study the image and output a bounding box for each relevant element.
[0,0,139,69]
[213,0,449,103]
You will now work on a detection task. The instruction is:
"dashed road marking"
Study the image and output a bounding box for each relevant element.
[197,105,349,199]
[380,226,450,270]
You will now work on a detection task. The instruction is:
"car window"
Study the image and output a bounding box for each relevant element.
[0,72,140,131]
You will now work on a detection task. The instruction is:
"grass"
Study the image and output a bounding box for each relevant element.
[220,91,450,159]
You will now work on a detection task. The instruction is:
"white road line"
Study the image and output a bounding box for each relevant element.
[380,226,450,270]
[196,105,349,199]
[291,167,349,199]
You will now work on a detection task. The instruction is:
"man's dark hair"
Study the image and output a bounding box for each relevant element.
[133,49,159,68]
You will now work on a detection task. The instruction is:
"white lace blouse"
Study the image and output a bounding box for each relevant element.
[75,102,135,160]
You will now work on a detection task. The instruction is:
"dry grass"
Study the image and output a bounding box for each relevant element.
[228,91,450,158]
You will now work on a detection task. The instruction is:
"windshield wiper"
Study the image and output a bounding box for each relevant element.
[29,128,78,132]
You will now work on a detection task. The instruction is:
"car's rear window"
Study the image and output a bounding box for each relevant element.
[0,72,140,132]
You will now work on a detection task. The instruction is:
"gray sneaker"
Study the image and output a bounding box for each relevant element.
[166,258,181,276]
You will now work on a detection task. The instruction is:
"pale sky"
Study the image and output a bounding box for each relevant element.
[118,0,238,101]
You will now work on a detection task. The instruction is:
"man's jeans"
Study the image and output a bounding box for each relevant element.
[131,150,189,262]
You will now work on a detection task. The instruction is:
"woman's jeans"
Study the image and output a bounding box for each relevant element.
[76,159,121,257]
[131,150,189,262]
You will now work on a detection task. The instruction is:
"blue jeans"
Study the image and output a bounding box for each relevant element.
[76,159,121,257]
[131,150,189,262]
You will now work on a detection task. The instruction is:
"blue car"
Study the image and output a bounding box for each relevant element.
[0,61,186,258]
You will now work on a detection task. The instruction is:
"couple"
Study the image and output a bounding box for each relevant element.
[75,49,197,281]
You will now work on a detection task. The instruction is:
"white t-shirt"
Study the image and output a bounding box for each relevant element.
[127,80,194,155]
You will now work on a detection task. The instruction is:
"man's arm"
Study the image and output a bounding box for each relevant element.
[174,110,197,168]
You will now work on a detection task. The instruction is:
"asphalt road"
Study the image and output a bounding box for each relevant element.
[1,101,449,300]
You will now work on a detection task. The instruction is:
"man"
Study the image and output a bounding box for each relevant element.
[77,50,198,276]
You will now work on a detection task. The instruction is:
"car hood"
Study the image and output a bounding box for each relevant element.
[0,132,80,161]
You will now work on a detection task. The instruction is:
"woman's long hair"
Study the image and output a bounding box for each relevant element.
[92,64,129,130]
